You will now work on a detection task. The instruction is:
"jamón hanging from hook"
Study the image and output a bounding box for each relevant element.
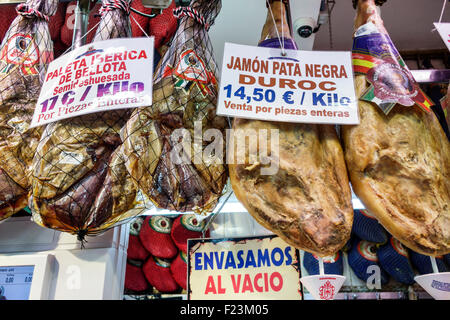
[0,0,58,222]
[121,0,228,214]
[30,0,147,242]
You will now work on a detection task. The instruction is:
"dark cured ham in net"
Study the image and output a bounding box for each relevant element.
[0,0,57,221]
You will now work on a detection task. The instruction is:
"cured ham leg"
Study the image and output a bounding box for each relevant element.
[343,0,450,256]
[121,0,227,214]
[0,0,57,220]
[30,0,140,239]
[228,0,353,257]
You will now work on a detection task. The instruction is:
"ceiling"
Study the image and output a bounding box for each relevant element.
[313,0,450,51]
[209,0,450,70]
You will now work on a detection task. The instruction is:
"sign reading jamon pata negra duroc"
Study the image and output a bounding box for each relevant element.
[217,42,359,125]
[30,37,154,128]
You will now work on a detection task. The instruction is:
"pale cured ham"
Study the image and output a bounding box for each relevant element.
[228,0,353,257]
[343,0,450,256]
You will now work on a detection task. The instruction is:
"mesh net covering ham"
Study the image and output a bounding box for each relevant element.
[228,1,353,257]
[342,0,450,256]
[120,0,228,214]
[30,0,145,240]
[0,0,57,221]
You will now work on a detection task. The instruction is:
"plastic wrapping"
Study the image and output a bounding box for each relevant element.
[139,215,178,258]
[125,260,150,292]
[128,216,150,261]
[170,251,188,289]
[0,0,57,221]
[142,256,179,292]
[121,0,228,214]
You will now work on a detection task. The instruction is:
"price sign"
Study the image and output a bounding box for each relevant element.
[217,42,359,125]
[30,37,154,128]
[434,22,450,52]
[0,265,34,300]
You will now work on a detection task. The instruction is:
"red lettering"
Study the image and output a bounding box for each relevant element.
[46,71,54,81]
[298,80,316,90]
[254,273,263,292]
[113,52,122,61]
[239,74,255,85]
[129,50,137,60]
[270,272,283,292]
[231,274,241,293]
[331,65,338,78]
[217,275,226,294]
[258,76,276,87]
[204,275,216,294]
[242,274,254,293]
[118,61,126,71]
[319,81,336,91]
[272,61,280,74]
[138,50,148,59]
[264,273,269,291]
[279,78,296,89]
[339,65,348,78]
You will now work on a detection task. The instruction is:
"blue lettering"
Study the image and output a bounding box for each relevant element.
[97,83,111,97]
[312,93,326,106]
[257,249,271,267]
[204,252,214,270]
[130,82,144,93]
[214,251,225,269]
[225,251,236,269]
[237,250,245,268]
[284,247,293,265]
[340,96,350,106]
[245,250,257,268]
[194,252,202,270]
[271,247,284,266]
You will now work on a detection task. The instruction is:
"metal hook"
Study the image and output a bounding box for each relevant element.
[130,6,158,18]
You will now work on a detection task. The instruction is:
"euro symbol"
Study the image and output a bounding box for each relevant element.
[283,91,294,104]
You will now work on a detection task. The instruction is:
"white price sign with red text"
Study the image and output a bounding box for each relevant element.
[30,37,154,128]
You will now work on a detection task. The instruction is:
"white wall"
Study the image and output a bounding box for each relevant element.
[0,216,129,300]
